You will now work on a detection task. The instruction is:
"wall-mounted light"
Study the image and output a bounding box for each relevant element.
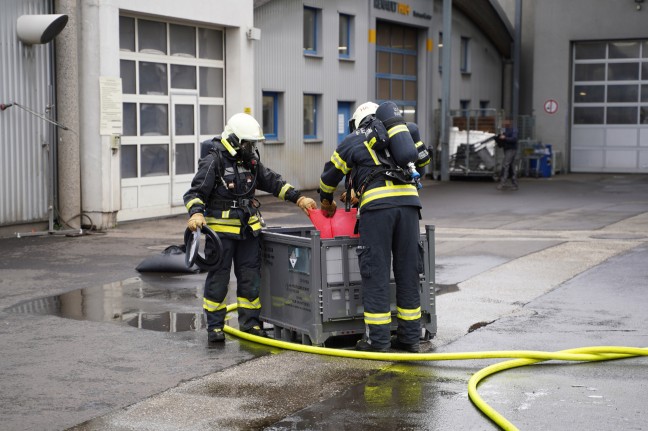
[16,14,68,45]
[246,27,261,41]
[636,0,644,11]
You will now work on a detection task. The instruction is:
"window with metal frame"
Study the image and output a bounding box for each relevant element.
[376,21,418,122]
[118,15,224,179]
[262,92,279,140]
[303,94,319,139]
[460,37,470,73]
[572,40,647,125]
[303,7,319,55]
[338,13,352,59]
[438,32,443,72]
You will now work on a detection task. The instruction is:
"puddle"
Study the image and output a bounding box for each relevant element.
[435,283,460,295]
[6,275,457,334]
[5,275,208,333]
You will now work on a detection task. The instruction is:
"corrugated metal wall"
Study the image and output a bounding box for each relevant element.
[254,0,369,191]
[0,0,54,226]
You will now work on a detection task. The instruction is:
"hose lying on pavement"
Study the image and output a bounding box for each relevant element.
[223,304,648,431]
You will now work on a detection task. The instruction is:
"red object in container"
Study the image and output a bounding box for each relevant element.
[307,208,359,239]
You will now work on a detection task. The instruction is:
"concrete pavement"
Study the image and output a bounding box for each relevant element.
[1,173,647,430]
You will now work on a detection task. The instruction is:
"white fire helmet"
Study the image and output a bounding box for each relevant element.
[223,113,265,146]
[351,101,379,131]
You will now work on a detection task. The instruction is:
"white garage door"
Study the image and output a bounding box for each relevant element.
[571,40,648,173]
[117,15,225,221]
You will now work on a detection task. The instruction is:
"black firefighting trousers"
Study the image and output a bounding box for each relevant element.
[356,206,423,348]
[203,235,262,332]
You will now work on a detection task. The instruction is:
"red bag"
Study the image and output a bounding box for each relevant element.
[307,208,359,239]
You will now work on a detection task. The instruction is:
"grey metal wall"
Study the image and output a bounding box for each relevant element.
[254,0,370,190]
[0,0,54,227]
[254,0,506,190]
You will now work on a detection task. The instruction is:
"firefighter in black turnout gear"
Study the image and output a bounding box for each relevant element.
[318,102,426,353]
[184,113,317,343]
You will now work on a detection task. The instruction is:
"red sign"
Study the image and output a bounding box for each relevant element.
[544,99,558,114]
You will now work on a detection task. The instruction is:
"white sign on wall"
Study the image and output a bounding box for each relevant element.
[99,76,123,135]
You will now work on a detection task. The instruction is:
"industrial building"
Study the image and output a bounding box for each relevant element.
[1,0,646,234]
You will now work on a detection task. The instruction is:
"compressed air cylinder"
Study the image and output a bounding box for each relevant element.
[407,122,431,167]
[375,101,418,169]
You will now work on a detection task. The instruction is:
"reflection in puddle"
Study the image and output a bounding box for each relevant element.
[435,283,460,295]
[5,275,208,333]
[6,276,457,334]
[125,311,205,332]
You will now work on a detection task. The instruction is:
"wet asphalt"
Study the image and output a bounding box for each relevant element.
[1,173,647,431]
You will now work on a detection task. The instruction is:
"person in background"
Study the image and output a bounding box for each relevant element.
[184,113,317,343]
[495,118,519,190]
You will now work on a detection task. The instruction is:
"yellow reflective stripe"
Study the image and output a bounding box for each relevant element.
[387,124,409,138]
[331,151,351,174]
[221,137,237,156]
[279,184,292,200]
[417,159,431,167]
[397,306,421,321]
[415,140,424,148]
[238,296,261,310]
[203,298,226,312]
[206,217,240,225]
[204,216,262,234]
[207,218,241,234]
[364,311,391,325]
[319,178,337,194]
[248,217,262,231]
[364,141,380,165]
[185,198,204,211]
[213,224,240,234]
[222,210,230,218]
[360,184,419,207]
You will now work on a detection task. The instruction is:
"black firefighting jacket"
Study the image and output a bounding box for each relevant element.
[319,118,422,212]
[184,138,302,239]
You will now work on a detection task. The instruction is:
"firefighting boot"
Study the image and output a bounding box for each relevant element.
[208,328,225,343]
[244,325,268,337]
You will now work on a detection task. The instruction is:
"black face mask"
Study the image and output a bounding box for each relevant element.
[239,141,259,168]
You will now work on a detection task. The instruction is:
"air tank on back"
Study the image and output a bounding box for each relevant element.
[375,101,421,187]
[375,101,419,168]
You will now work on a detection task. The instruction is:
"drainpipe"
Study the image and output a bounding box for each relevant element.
[512,0,521,123]
[440,0,452,181]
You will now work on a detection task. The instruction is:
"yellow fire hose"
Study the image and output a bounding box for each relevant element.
[223,305,648,430]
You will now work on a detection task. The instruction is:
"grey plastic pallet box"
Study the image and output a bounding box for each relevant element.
[260,225,436,345]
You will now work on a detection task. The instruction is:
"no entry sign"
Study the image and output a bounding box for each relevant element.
[544,99,558,114]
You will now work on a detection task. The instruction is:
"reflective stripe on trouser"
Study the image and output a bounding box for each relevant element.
[203,234,262,332]
[357,206,422,347]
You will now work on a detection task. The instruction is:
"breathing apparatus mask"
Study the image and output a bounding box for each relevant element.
[221,113,265,169]
[239,139,260,168]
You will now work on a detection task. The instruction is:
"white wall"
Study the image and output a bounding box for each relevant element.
[60,0,255,228]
